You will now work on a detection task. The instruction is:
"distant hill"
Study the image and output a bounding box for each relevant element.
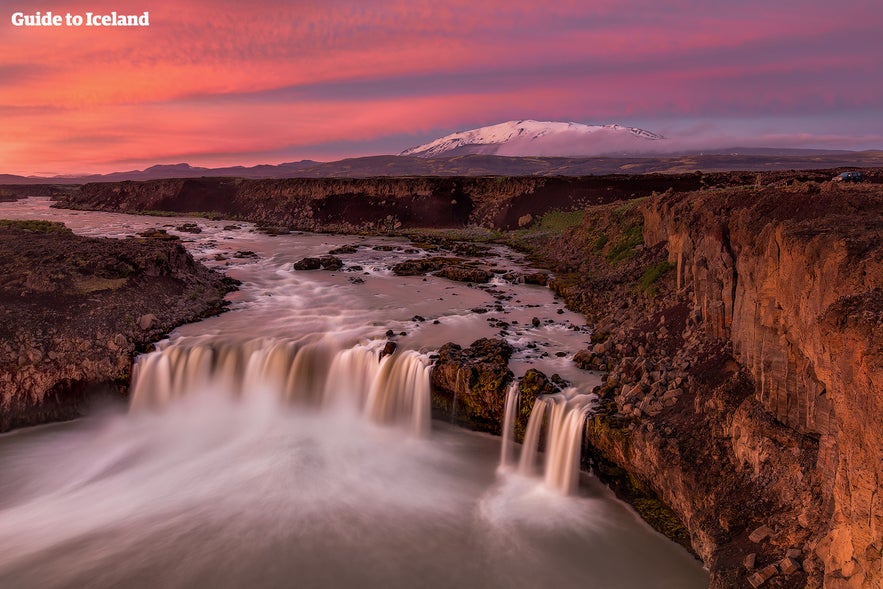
[2,152,882,184]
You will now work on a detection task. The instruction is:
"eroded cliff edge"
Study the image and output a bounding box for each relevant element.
[0,221,235,431]
[543,182,881,588]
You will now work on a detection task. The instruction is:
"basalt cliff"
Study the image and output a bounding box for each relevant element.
[527,181,881,588]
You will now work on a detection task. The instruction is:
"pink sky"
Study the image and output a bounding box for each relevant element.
[2,0,882,174]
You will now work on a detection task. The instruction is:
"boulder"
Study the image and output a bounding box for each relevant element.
[431,338,514,432]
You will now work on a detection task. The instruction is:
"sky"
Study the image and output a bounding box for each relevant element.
[1,0,882,175]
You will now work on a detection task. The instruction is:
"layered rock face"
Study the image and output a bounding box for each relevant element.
[0,221,234,431]
[642,184,882,588]
[57,174,721,231]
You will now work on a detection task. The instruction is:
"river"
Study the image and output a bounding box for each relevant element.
[0,197,707,588]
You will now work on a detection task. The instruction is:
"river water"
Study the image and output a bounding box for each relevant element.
[0,198,707,588]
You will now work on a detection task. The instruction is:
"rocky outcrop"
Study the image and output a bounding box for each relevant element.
[430,338,514,432]
[639,184,883,588]
[56,175,721,232]
[0,220,235,431]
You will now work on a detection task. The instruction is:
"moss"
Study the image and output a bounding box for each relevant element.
[587,414,633,449]
[0,219,71,233]
[638,261,676,296]
[633,498,691,545]
[604,223,644,264]
[535,209,585,232]
[591,233,609,251]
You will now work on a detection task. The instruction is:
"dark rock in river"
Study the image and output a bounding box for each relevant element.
[434,266,492,284]
[430,338,514,434]
[292,257,321,270]
[391,256,462,276]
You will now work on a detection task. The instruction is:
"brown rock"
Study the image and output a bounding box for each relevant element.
[779,557,801,575]
[749,525,774,543]
[138,313,158,330]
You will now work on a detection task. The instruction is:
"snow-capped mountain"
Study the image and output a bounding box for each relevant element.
[401,120,664,158]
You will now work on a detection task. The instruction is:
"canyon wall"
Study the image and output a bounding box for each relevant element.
[58,174,738,231]
[641,184,882,588]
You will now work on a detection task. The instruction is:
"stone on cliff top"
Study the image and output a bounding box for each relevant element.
[748,564,779,588]
[749,525,774,543]
[779,557,801,575]
[138,314,157,330]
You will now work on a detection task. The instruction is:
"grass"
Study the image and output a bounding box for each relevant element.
[604,223,644,264]
[0,219,70,233]
[534,209,585,233]
[638,261,676,296]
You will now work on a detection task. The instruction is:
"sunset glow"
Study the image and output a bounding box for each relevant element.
[2,0,882,174]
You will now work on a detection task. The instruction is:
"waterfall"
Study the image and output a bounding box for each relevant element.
[499,382,520,469]
[514,388,594,495]
[130,338,431,436]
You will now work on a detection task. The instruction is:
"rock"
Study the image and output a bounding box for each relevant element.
[744,553,757,570]
[779,557,801,575]
[233,250,258,259]
[138,314,158,330]
[531,317,541,328]
[749,525,774,543]
[412,315,425,322]
[292,257,321,271]
[391,256,461,276]
[222,224,240,230]
[785,548,802,560]
[430,338,514,430]
[349,276,364,284]
[380,341,397,359]
[329,245,357,255]
[385,329,395,337]
[175,223,202,234]
[318,255,343,270]
[522,272,549,286]
[434,266,492,284]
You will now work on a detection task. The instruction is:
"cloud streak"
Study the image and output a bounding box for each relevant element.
[1,0,881,173]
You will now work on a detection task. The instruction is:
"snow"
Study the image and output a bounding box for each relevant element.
[400,120,664,158]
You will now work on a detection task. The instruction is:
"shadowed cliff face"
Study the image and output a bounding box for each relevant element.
[57,174,742,231]
[642,184,882,589]
[0,222,235,431]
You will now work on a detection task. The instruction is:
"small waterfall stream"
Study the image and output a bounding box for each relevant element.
[504,384,595,495]
[130,338,432,436]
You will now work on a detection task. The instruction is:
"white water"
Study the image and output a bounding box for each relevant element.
[130,338,431,437]
[0,198,707,588]
[499,383,520,468]
[510,390,595,495]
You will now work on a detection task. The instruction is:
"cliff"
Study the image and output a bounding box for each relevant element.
[0,221,235,431]
[52,173,829,232]
[534,181,881,588]
[640,183,882,588]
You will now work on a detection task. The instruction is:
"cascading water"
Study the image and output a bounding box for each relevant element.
[499,382,520,468]
[509,387,595,495]
[130,337,432,436]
